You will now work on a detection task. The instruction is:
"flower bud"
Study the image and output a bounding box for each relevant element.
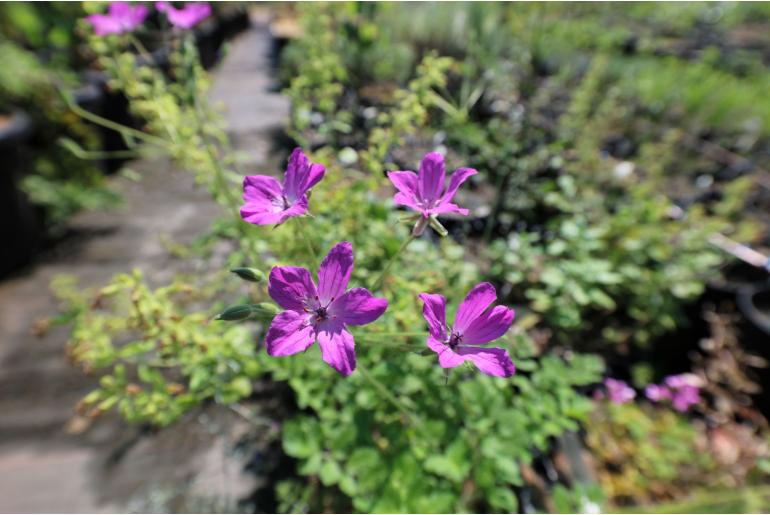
[215,302,281,321]
[230,267,266,283]
[216,305,254,321]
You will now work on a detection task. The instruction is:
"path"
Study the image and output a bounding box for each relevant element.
[0,13,288,513]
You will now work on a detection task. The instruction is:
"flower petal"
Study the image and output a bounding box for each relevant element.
[243,174,282,204]
[393,193,425,215]
[418,152,446,203]
[108,1,131,19]
[317,241,353,305]
[427,336,465,368]
[316,320,356,375]
[442,167,477,203]
[268,266,318,311]
[388,171,424,213]
[430,201,470,216]
[86,14,122,35]
[387,171,419,198]
[265,311,315,356]
[456,346,516,377]
[283,148,325,203]
[241,175,307,225]
[418,293,447,341]
[129,4,149,26]
[461,305,515,345]
[330,288,388,326]
[453,282,497,334]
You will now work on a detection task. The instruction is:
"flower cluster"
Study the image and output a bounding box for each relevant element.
[645,373,702,412]
[86,1,211,35]
[597,378,636,404]
[239,149,516,377]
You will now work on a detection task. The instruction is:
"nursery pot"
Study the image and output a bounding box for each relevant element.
[0,110,40,278]
[84,70,139,174]
[195,18,222,70]
[737,282,770,338]
[72,77,108,175]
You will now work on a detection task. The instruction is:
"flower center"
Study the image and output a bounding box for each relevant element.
[313,306,328,323]
[447,331,462,349]
[303,295,337,326]
[271,195,291,212]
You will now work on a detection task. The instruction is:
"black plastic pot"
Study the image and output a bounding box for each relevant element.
[82,70,140,174]
[195,18,221,70]
[0,111,40,278]
[72,77,109,175]
[737,282,770,337]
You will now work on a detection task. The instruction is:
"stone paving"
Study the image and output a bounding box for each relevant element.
[0,14,288,513]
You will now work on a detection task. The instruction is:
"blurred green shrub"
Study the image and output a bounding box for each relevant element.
[0,22,118,230]
[585,402,715,505]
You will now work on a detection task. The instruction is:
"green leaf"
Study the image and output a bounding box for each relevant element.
[319,460,342,486]
[488,486,519,513]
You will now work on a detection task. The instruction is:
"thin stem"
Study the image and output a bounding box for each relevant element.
[370,234,416,291]
[357,364,420,426]
[128,34,154,65]
[124,36,180,144]
[202,142,260,262]
[63,92,169,148]
[295,216,318,265]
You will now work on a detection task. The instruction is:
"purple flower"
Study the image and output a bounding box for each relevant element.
[265,242,388,376]
[241,148,325,226]
[664,373,697,390]
[644,384,671,402]
[419,282,516,378]
[387,152,476,234]
[85,1,149,36]
[604,378,636,404]
[671,384,701,412]
[156,1,211,29]
[645,374,701,412]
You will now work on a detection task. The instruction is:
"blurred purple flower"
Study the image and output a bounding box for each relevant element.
[85,1,148,36]
[644,383,671,402]
[241,148,325,226]
[265,242,388,376]
[419,282,515,378]
[604,378,636,404]
[646,374,702,412]
[156,1,211,29]
[387,152,476,234]
[671,383,701,412]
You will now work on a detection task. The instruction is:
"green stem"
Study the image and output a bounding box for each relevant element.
[125,36,180,144]
[63,92,169,148]
[127,34,154,65]
[295,216,318,265]
[357,364,420,426]
[371,234,416,291]
[202,142,260,262]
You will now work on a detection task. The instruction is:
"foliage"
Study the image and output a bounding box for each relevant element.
[585,402,715,505]
[0,37,118,228]
[51,1,770,513]
[52,270,257,426]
